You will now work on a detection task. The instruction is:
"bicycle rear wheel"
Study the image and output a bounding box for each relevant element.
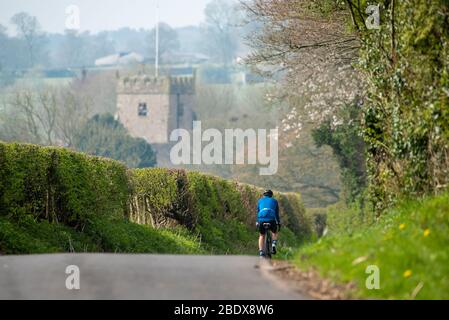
[265,231,272,259]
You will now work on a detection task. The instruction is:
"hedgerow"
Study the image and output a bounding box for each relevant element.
[0,142,129,228]
[0,141,311,255]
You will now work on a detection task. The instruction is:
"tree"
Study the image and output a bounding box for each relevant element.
[201,0,240,64]
[146,23,180,63]
[348,1,449,211]
[55,87,92,147]
[312,100,366,204]
[90,32,115,60]
[10,12,43,67]
[0,24,7,67]
[9,90,57,145]
[60,30,87,67]
[73,114,156,168]
[242,0,363,141]
[0,24,12,86]
[244,0,449,213]
[2,84,92,147]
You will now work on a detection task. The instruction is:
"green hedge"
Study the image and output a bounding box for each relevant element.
[130,169,312,252]
[0,141,311,254]
[0,142,129,228]
[129,168,195,229]
[129,168,310,235]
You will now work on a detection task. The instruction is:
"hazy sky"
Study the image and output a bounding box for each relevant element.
[0,0,211,34]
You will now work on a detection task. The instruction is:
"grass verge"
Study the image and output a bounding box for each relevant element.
[293,193,449,299]
[0,214,204,255]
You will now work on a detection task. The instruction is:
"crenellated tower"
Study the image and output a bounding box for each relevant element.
[116,74,195,145]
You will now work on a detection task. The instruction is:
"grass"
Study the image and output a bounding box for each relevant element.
[0,213,301,257]
[0,214,100,254]
[0,214,205,255]
[293,193,449,299]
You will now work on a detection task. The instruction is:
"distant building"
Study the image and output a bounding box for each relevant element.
[95,52,144,67]
[116,73,195,145]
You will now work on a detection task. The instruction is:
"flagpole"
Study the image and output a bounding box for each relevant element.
[155,0,159,78]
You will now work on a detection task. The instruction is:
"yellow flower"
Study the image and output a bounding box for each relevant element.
[403,270,412,278]
[399,223,406,230]
[423,229,430,237]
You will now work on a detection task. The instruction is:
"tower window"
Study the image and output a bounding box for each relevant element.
[138,103,148,117]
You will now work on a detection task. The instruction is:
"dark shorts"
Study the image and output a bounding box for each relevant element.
[258,220,278,235]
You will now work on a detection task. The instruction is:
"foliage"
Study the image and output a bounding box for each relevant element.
[189,83,342,207]
[244,0,449,213]
[295,192,449,299]
[242,0,363,143]
[312,100,367,203]
[319,199,376,237]
[73,113,156,168]
[0,142,129,229]
[354,1,449,211]
[129,168,195,229]
[0,214,101,254]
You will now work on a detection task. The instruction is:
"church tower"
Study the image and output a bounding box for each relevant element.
[116,74,195,145]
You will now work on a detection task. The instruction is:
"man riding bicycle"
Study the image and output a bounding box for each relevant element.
[256,190,281,257]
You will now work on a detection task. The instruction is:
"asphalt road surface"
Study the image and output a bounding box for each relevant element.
[0,254,309,300]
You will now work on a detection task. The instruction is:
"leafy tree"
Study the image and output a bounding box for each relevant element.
[312,100,366,204]
[73,114,156,168]
[244,0,449,213]
[333,1,449,211]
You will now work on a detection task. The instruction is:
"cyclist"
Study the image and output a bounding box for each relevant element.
[256,189,281,257]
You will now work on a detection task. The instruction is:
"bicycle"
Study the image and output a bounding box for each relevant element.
[262,222,273,259]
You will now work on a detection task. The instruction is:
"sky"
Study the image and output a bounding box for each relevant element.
[0,0,211,35]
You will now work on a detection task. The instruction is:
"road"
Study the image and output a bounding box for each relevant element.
[0,254,309,300]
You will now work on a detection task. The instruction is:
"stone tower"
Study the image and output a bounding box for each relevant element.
[116,74,194,145]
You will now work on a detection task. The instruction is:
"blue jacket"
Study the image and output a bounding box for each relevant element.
[257,196,280,223]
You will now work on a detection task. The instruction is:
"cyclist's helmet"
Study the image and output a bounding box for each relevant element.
[263,189,273,197]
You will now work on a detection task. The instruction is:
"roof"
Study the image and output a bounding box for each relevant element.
[95,52,144,66]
